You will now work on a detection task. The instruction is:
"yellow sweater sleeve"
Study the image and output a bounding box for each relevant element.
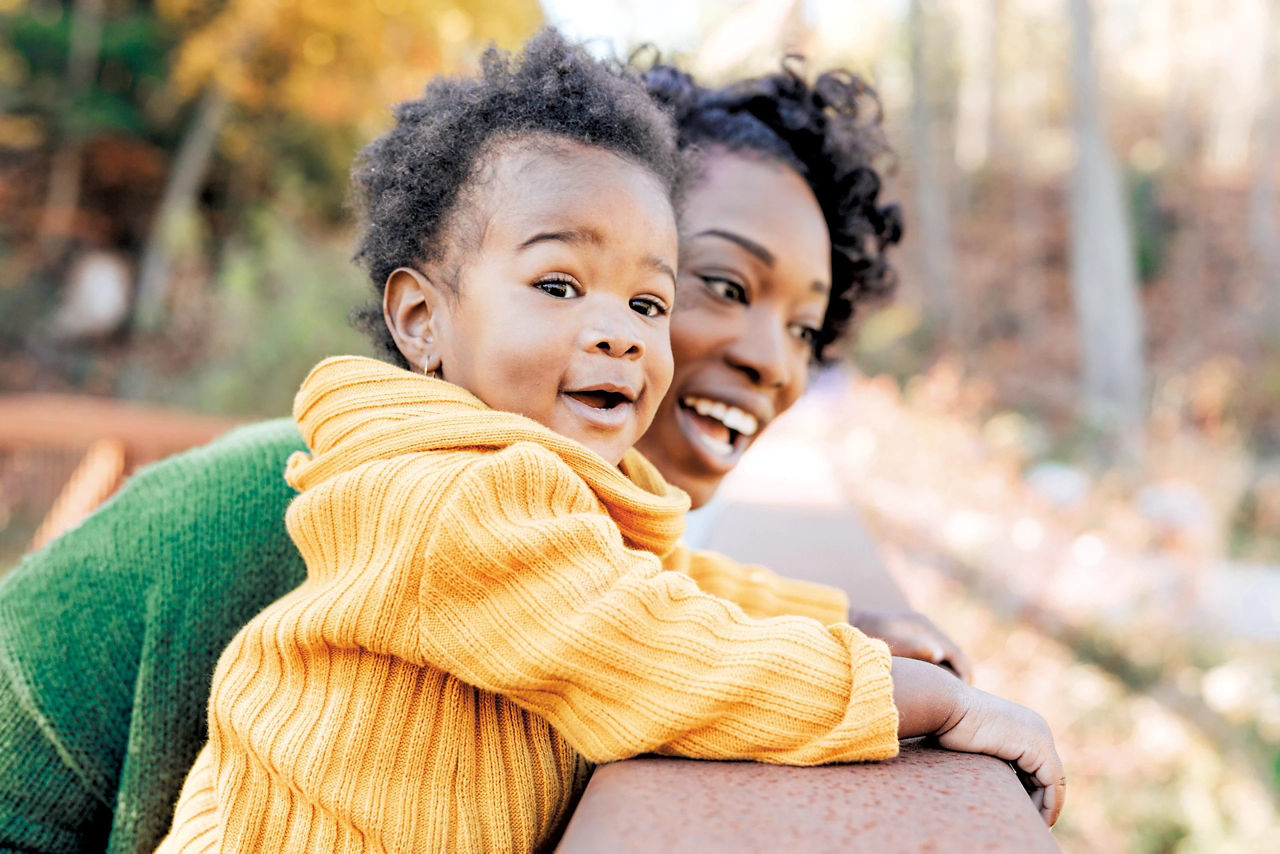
[662,543,850,624]
[418,442,898,766]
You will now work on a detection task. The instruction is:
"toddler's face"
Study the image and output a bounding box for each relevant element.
[414,141,678,465]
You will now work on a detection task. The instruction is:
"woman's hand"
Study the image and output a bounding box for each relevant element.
[853,609,973,683]
[891,657,1066,828]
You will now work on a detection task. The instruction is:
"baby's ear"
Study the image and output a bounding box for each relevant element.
[383,267,445,375]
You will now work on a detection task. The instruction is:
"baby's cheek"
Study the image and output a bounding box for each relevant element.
[646,336,675,401]
[633,393,663,445]
[488,351,562,426]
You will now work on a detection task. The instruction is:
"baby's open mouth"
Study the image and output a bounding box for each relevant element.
[561,383,639,432]
[566,390,630,410]
[678,396,759,457]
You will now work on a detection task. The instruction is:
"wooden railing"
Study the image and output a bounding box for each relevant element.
[0,393,242,550]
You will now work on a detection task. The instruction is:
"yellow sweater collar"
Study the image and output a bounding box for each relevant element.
[287,356,689,554]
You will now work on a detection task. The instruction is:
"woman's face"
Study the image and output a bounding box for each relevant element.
[636,150,832,508]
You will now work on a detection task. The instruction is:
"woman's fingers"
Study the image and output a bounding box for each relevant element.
[943,644,974,684]
[855,610,972,681]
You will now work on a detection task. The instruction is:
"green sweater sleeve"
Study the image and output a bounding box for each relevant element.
[0,645,110,852]
[0,418,308,854]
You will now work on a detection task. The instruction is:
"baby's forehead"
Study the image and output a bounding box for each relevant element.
[465,138,678,250]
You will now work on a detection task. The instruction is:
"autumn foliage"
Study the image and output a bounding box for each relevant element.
[156,0,541,125]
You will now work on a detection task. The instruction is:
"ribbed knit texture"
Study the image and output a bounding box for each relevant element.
[665,545,851,625]
[158,356,899,854]
[0,419,308,854]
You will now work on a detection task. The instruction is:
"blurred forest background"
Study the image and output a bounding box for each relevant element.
[1,0,1278,851]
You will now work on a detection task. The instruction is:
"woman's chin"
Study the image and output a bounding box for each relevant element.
[662,450,731,509]
[637,407,747,508]
[674,471,721,510]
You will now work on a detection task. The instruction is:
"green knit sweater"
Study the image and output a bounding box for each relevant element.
[0,419,308,854]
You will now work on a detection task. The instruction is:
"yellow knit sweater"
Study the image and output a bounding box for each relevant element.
[157,357,898,854]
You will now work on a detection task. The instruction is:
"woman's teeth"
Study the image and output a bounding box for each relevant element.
[681,396,759,438]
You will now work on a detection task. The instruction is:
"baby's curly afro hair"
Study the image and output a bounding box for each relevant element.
[351,29,683,367]
[643,60,903,362]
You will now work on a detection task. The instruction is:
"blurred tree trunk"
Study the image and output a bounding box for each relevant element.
[37,0,105,257]
[1162,0,1202,363]
[1249,0,1280,330]
[1205,3,1262,175]
[1067,0,1145,463]
[1006,13,1048,351]
[133,89,230,333]
[1160,0,1193,169]
[954,0,1001,176]
[908,0,958,347]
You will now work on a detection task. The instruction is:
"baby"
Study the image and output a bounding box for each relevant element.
[158,30,1063,854]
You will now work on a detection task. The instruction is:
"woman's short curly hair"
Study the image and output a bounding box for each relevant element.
[643,60,903,362]
[351,29,683,366]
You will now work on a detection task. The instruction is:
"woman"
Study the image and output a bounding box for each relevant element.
[637,62,968,675]
[0,60,966,853]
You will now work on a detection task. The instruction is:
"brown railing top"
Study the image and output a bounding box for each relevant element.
[0,393,243,463]
[556,747,1057,853]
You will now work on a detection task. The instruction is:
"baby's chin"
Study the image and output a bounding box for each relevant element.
[549,406,647,466]
[581,437,632,468]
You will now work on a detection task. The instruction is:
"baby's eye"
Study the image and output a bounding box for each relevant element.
[702,276,747,304]
[788,322,820,346]
[630,296,669,318]
[534,276,582,299]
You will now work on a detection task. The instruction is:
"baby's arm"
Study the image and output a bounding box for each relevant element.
[662,543,849,623]
[666,544,972,681]
[421,444,1062,815]
[424,445,899,767]
[424,446,1062,822]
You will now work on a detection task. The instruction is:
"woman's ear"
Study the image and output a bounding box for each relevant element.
[383,267,445,375]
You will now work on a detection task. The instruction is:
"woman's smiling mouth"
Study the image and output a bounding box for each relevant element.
[676,394,761,467]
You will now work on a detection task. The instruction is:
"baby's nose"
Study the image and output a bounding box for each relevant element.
[590,328,643,358]
[583,307,645,358]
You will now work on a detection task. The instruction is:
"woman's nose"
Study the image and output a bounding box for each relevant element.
[725,306,790,388]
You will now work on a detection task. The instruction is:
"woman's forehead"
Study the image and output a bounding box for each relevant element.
[682,152,830,279]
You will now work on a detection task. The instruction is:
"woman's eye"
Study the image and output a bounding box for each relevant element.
[534,277,581,299]
[702,276,747,304]
[630,296,669,318]
[789,322,820,345]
